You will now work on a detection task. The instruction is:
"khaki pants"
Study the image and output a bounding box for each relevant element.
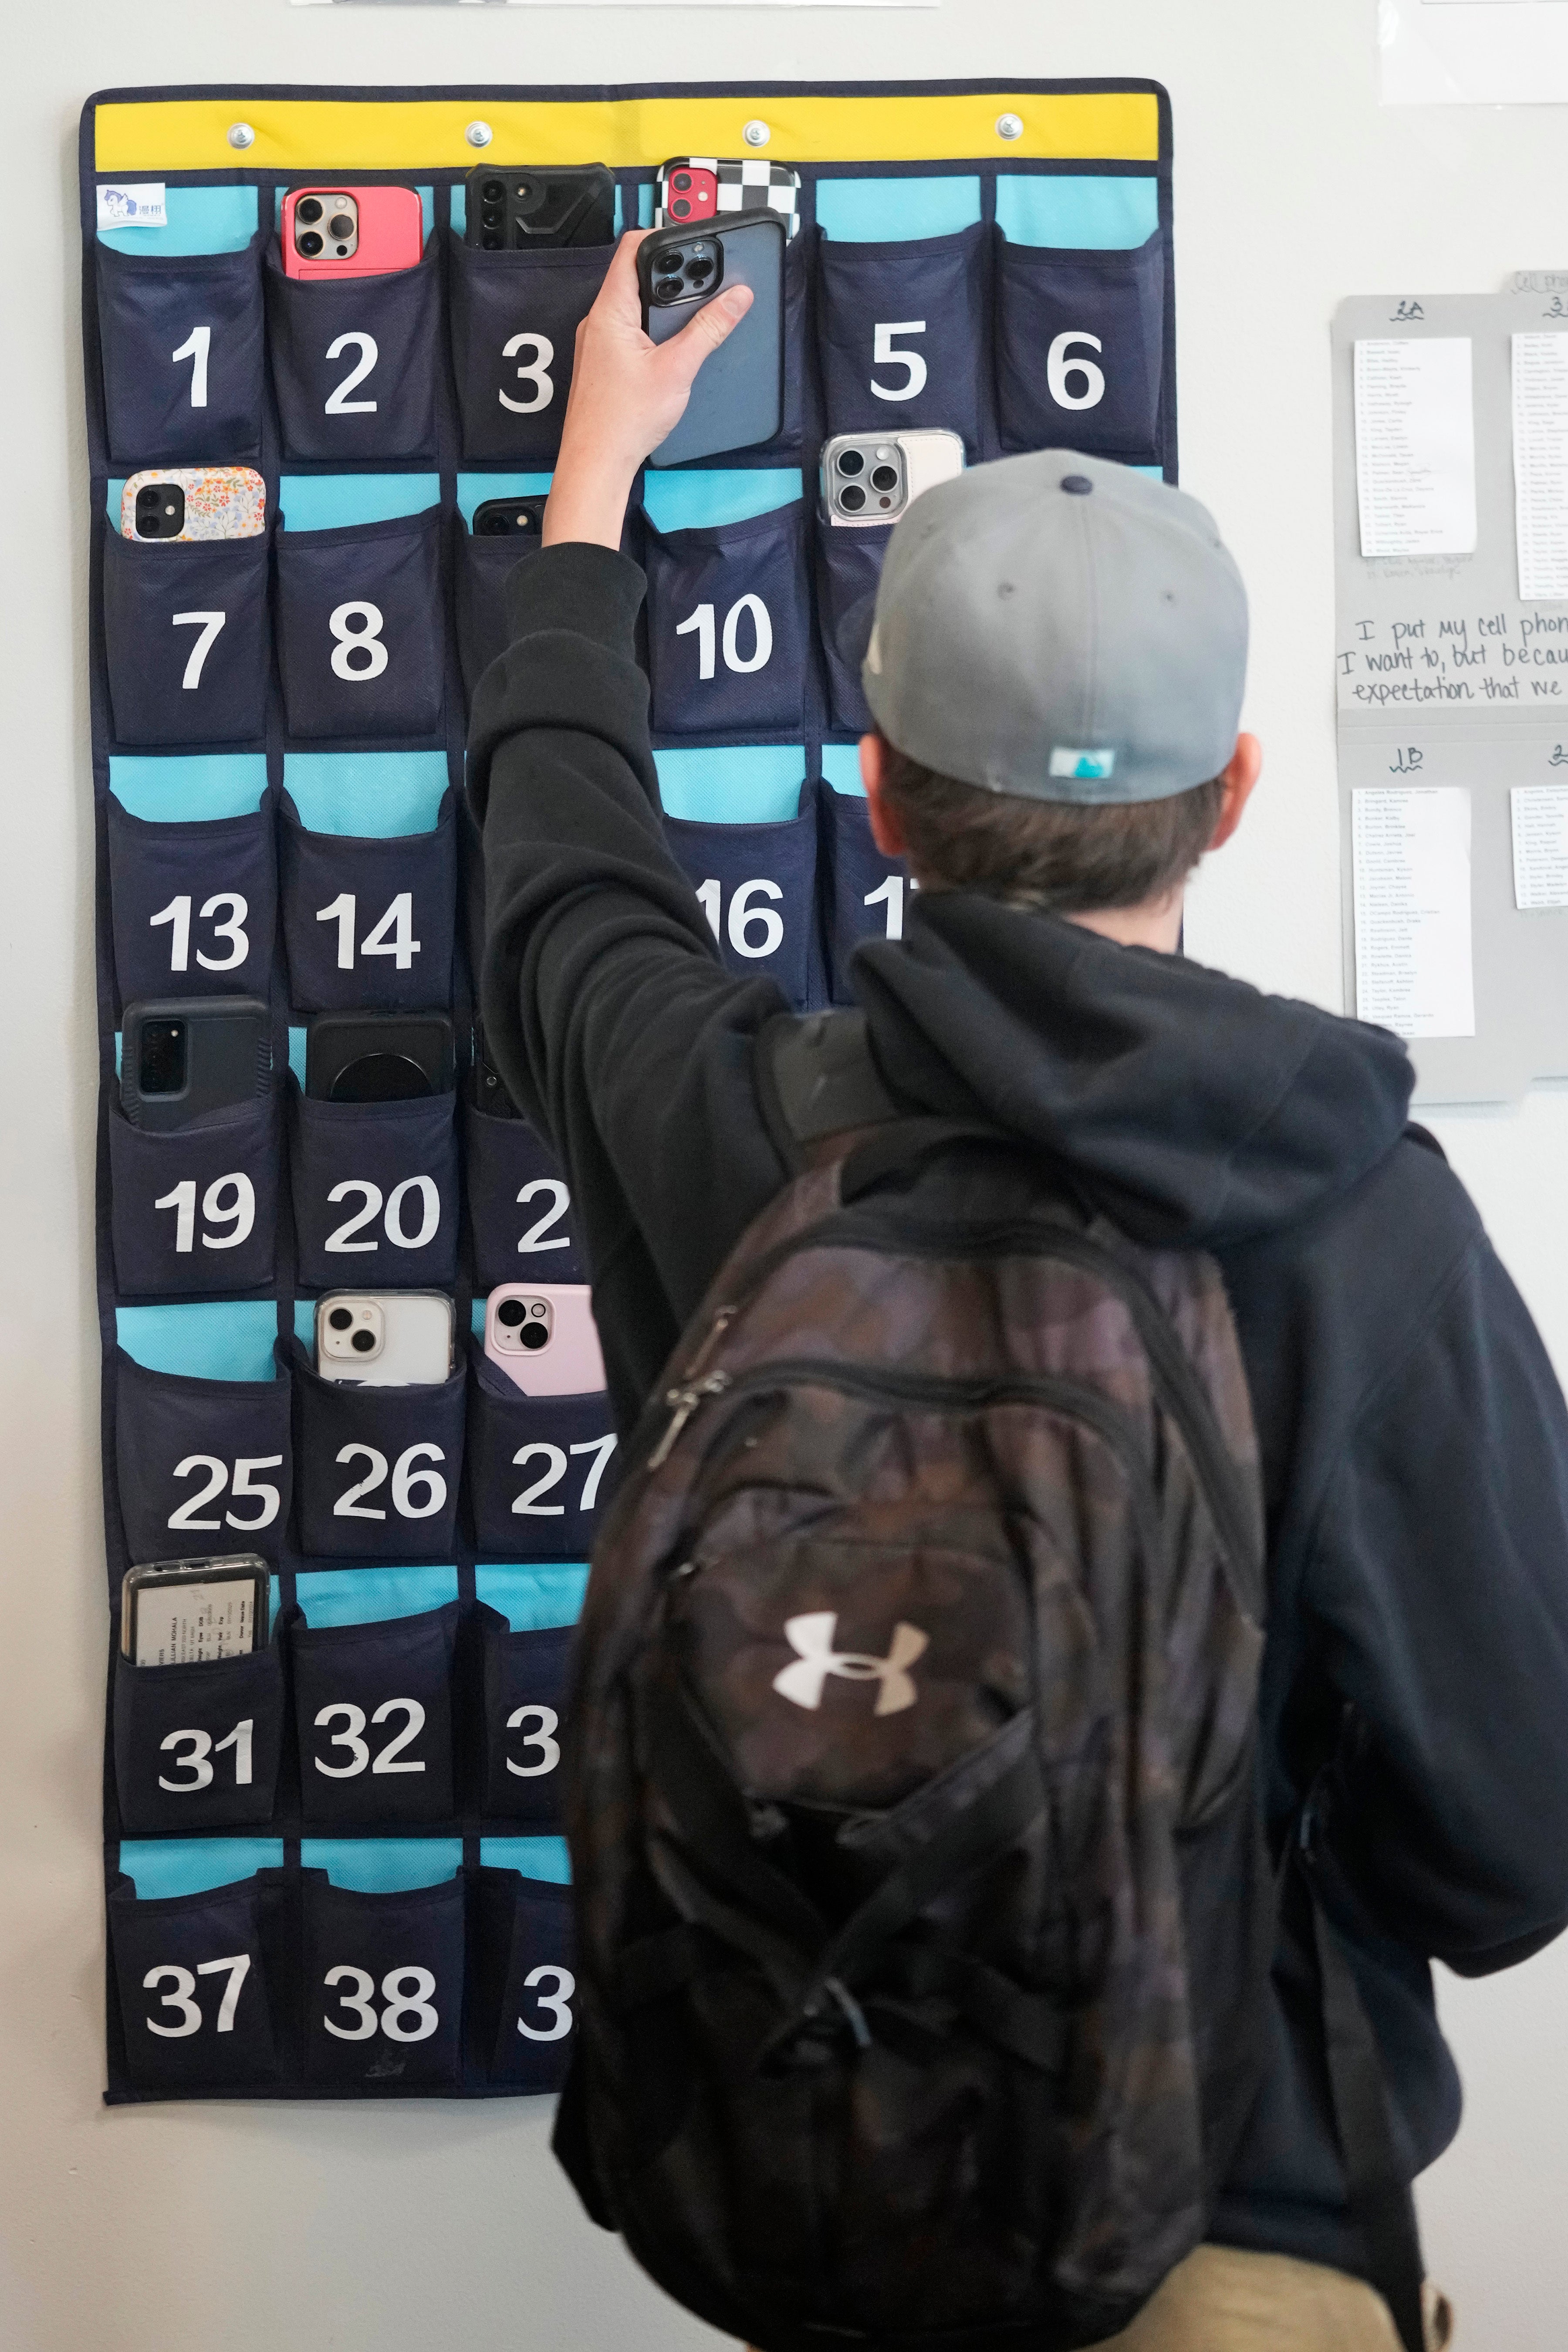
[746,2246,1454,2352]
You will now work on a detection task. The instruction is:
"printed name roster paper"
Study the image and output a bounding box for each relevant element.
[1382,0,1568,105]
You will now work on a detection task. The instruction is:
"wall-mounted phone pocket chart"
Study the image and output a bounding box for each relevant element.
[79,79,1175,2104]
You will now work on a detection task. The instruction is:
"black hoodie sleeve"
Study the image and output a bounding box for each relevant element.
[467,543,789,1428]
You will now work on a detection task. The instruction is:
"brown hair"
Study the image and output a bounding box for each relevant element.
[877,738,1226,915]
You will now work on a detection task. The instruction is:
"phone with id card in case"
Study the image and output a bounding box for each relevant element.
[639,215,785,468]
[120,1554,270,1664]
[485,1284,605,1396]
[821,430,965,526]
[316,1291,456,1386]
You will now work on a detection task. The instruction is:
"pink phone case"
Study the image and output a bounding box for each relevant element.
[281,185,424,280]
[485,1284,607,1396]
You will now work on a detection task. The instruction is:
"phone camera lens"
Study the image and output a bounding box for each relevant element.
[328,213,355,240]
[497,1298,527,1328]
[654,277,684,303]
[673,171,692,191]
[529,1301,547,1317]
[482,179,504,201]
[870,464,899,493]
[482,205,504,228]
[520,1325,549,1351]
[482,231,502,250]
[328,1306,354,1332]
[297,197,323,224]
[836,448,865,477]
[671,198,691,220]
[839,483,867,512]
[686,259,713,285]
[299,231,324,258]
[351,1328,377,1354]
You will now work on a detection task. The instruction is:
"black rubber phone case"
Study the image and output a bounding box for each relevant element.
[304,1010,456,1101]
[120,995,271,1131]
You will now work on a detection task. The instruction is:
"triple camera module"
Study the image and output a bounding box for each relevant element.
[292,192,359,260]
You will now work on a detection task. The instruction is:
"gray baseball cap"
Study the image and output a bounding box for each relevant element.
[860,451,1249,805]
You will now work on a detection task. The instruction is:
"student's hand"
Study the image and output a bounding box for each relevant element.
[543,230,753,551]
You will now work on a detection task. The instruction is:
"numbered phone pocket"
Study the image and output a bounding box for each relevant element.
[460,789,487,977]
[477,1609,571,1827]
[454,523,539,706]
[664,794,824,1013]
[113,1634,286,1835]
[463,1102,585,1294]
[470,1867,576,2090]
[107,794,277,1007]
[102,527,270,749]
[288,1079,460,1293]
[448,235,612,463]
[108,1869,285,2092]
[643,502,809,738]
[822,784,913,1004]
[993,230,1166,460]
[300,1868,464,2090]
[108,1086,280,1298]
[275,507,445,743]
[265,238,441,462]
[291,1338,466,1561]
[816,223,987,454]
[290,1600,459,1829]
[815,523,889,736]
[113,1346,293,1566]
[466,1350,618,1561]
[95,234,266,466]
[279,788,456,1014]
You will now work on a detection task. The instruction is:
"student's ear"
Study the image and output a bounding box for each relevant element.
[861,732,909,860]
[1206,733,1261,854]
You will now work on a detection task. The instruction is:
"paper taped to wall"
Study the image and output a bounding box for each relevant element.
[1355,338,1477,559]
[1352,784,1476,1037]
[1512,334,1568,601]
[1511,783,1568,910]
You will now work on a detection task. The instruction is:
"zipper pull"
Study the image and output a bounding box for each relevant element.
[648,1372,730,1470]
[684,1304,736,1383]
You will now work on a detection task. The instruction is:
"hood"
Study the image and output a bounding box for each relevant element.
[851,892,1414,1250]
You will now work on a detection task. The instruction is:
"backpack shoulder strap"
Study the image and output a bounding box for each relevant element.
[756,1008,1017,1195]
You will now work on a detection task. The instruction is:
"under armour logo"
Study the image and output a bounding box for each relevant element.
[772,1612,929,1717]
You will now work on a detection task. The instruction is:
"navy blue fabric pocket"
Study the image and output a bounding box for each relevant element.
[454,524,539,706]
[113,1634,286,1835]
[466,1347,617,1560]
[663,791,823,1012]
[114,1346,292,1568]
[643,502,809,739]
[291,1338,465,1561]
[279,788,456,1014]
[448,235,612,463]
[290,1601,459,1830]
[108,1086,280,1298]
[275,507,445,743]
[470,1867,576,2091]
[477,1608,571,1827]
[821,783,912,1005]
[265,239,441,463]
[102,527,270,749]
[816,223,987,455]
[993,229,1165,460]
[95,235,266,466]
[288,1079,459,1292]
[463,1102,585,1294]
[300,1869,464,2089]
[815,521,889,736]
[109,1869,286,2091]
[107,795,276,1007]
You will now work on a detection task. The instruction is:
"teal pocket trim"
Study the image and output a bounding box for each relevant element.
[98,185,259,257]
[274,185,434,240]
[475,1563,589,1631]
[642,468,802,533]
[817,176,981,243]
[296,1565,460,1627]
[1131,464,1165,479]
[108,754,270,822]
[116,1302,280,1384]
[106,480,125,529]
[119,1837,284,1897]
[479,1836,571,1884]
[451,186,467,236]
[278,475,441,532]
[656,746,805,824]
[455,471,552,526]
[282,750,449,837]
[294,1297,316,1350]
[995,176,1159,252]
[637,184,656,228]
[301,1838,463,1892]
[820,743,866,796]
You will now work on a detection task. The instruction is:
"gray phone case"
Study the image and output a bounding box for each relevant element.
[643,215,785,468]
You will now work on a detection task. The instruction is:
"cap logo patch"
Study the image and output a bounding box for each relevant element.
[1049,748,1116,781]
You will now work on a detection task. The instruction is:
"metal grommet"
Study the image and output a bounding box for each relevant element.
[227,122,256,151]
[466,120,493,149]
[996,112,1024,142]
[743,119,771,149]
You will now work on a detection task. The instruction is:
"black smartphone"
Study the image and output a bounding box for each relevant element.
[305,1011,455,1103]
[469,1021,522,1119]
[465,164,614,251]
[120,1554,270,1664]
[120,997,271,1132]
[639,216,786,468]
[470,495,549,541]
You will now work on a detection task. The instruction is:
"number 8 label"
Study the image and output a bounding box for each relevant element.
[330,601,389,681]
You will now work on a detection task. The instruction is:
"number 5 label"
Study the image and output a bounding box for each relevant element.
[871,321,928,403]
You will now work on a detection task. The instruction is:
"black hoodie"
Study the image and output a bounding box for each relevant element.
[471,543,1568,2284]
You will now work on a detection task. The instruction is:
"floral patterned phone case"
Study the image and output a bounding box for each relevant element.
[120,466,267,542]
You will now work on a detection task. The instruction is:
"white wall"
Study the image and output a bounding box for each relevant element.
[5,0,1566,2342]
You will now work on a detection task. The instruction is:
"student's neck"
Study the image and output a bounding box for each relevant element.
[1065,890,1184,955]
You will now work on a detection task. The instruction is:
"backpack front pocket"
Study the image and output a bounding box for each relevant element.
[279,788,456,1014]
[290,1601,459,1829]
[663,794,823,1012]
[477,1609,572,1827]
[643,502,809,738]
[448,236,612,464]
[113,1634,286,1835]
[102,528,270,749]
[95,235,266,466]
[108,1087,280,1298]
[287,1080,460,1292]
[107,795,276,1006]
[463,1101,585,1293]
[816,223,987,455]
[821,782,913,1004]
[469,1865,576,2090]
[993,229,1165,460]
[275,507,445,742]
[108,1868,286,2091]
[300,1868,465,2089]
[113,1345,292,1567]
[265,239,441,463]
[466,1349,617,1560]
[291,1338,466,1560]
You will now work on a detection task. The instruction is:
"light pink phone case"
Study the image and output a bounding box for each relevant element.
[485,1284,607,1396]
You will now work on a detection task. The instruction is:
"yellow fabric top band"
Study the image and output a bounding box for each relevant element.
[93,90,1162,176]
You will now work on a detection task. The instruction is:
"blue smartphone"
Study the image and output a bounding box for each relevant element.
[639,214,785,468]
